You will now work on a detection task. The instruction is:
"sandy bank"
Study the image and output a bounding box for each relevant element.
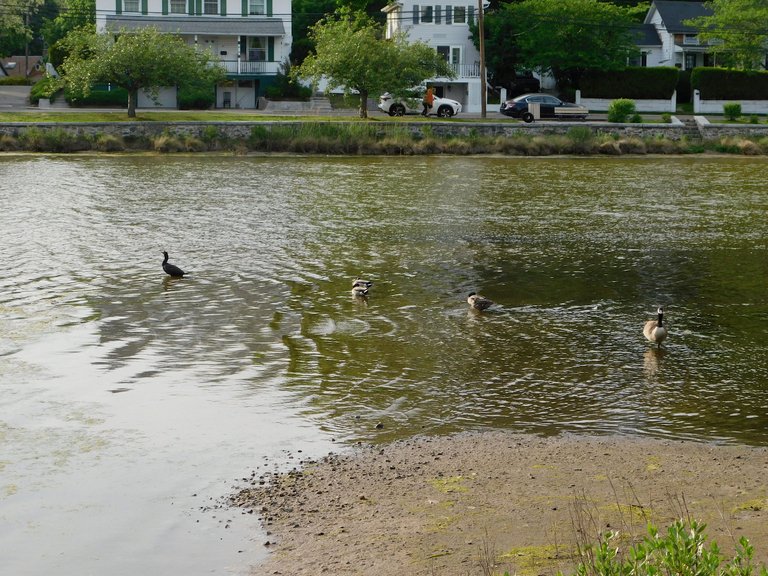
[231,432,768,576]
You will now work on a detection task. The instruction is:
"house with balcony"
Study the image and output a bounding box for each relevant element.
[382,1,484,113]
[641,1,716,70]
[95,0,292,108]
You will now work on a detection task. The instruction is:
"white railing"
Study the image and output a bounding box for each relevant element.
[219,60,279,75]
[451,63,480,78]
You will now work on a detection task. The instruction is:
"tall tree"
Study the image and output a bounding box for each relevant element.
[294,8,454,118]
[489,0,638,92]
[687,0,768,70]
[41,0,95,50]
[0,0,47,58]
[60,27,226,117]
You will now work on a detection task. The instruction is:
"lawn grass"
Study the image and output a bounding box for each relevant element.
[0,110,524,123]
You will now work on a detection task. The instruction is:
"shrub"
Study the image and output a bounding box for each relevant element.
[93,134,125,152]
[750,115,759,124]
[0,134,20,151]
[724,102,742,121]
[580,67,679,99]
[692,67,768,100]
[566,126,594,154]
[0,76,33,86]
[565,519,767,576]
[29,76,60,104]
[661,113,672,124]
[607,99,636,123]
[67,85,128,107]
[630,113,643,123]
[178,81,215,110]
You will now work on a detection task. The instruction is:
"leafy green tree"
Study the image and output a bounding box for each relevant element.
[495,0,638,92]
[41,0,95,50]
[294,8,454,118]
[0,0,48,58]
[60,27,226,117]
[291,0,388,65]
[687,0,768,70]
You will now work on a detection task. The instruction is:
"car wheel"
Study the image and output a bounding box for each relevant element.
[522,111,535,123]
[437,105,454,118]
[389,104,406,117]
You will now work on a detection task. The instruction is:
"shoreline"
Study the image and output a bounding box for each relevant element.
[231,431,768,576]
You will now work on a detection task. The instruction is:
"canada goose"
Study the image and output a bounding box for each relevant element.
[162,251,186,277]
[643,306,668,348]
[467,292,493,311]
[352,277,372,296]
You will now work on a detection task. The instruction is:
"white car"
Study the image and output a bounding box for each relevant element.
[378,92,462,118]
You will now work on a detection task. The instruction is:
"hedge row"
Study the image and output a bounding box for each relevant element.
[691,68,768,99]
[580,67,679,99]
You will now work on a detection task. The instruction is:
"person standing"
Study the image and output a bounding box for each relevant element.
[422,87,434,116]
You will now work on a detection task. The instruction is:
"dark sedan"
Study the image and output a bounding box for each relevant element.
[500,93,589,122]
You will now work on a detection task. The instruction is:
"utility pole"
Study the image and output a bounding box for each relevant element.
[477,0,486,118]
[24,10,30,78]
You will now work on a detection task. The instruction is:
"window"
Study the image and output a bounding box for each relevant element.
[170,0,185,13]
[421,5,433,23]
[684,53,697,70]
[204,0,218,14]
[453,6,466,23]
[249,0,265,15]
[249,37,267,61]
[124,0,139,12]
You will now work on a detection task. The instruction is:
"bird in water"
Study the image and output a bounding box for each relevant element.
[352,277,372,297]
[162,251,186,277]
[643,306,668,348]
[467,292,493,311]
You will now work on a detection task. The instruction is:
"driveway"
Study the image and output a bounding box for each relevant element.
[0,85,32,109]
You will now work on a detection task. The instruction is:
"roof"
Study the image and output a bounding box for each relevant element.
[104,15,285,36]
[631,23,662,46]
[645,1,712,34]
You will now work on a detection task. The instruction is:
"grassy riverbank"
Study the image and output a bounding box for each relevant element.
[2,116,768,155]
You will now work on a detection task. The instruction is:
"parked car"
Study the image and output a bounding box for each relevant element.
[507,71,540,97]
[378,92,462,118]
[500,93,589,122]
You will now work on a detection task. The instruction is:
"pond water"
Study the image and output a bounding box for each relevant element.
[1,154,767,575]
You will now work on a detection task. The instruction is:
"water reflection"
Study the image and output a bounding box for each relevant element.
[2,155,768,449]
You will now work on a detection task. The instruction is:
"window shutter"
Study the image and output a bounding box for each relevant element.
[468,5,474,25]
[241,0,247,15]
[267,0,272,16]
[413,5,419,24]
[196,0,202,15]
[445,5,452,23]
[189,0,194,15]
[116,0,122,14]
[220,0,226,15]
[268,37,274,61]
[161,0,168,14]
[435,5,441,23]
[141,0,148,14]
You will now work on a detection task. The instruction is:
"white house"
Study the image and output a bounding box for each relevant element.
[95,0,292,108]
[382,1,485,113]
[641,1,715,70]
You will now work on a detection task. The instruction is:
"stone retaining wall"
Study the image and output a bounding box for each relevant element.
[0,119,697,141]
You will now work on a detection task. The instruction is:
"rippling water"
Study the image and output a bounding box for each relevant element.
[1,154,767,574]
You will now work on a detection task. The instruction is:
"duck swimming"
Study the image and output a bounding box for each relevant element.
[162,251,186,278]
[643,306,668,348]
[467,292,493,311]
[352,277,372,296]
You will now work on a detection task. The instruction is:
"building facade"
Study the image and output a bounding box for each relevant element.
[95,0,292,108]
[382,1,485,113]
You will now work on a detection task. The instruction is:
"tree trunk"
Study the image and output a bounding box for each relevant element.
[358,89,368,119]
[127,89,138,118]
